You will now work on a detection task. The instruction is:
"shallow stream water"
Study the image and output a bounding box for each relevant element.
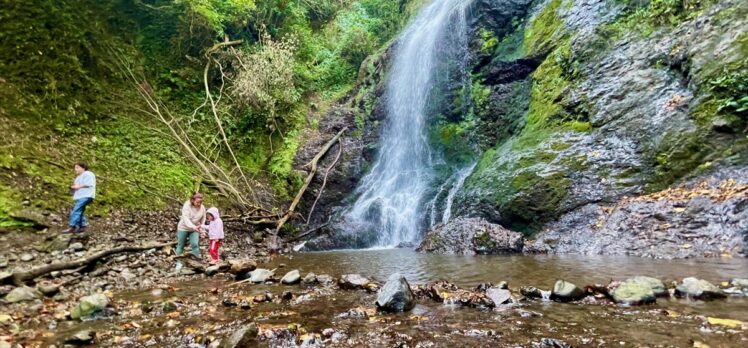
[36,250,748,347]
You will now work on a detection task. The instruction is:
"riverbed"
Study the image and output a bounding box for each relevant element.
[31,249,748,347]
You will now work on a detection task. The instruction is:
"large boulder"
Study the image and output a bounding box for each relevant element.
[376,273,416,312]
[416,217,523,255]
[70,293,109,320]
[675,277,726,300]
[5,286,41,303]
[550,280,585,302]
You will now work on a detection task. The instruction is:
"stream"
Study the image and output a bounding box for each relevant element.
[38,250,748,347]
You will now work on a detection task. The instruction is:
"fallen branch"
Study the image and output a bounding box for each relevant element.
[274,127,348,235]
[228,268,277,287]
[306,139,343,224]
[201,39,259,207]
[286,221,331,243]
[8,241,176,286]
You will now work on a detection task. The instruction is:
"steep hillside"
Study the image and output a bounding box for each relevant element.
[0,0,420,230]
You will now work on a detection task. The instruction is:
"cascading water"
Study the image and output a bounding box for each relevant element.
[441,161,477,225]
[344,0,473,247]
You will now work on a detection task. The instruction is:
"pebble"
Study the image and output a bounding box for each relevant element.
[162,301,178,312]
[64,329,96,345]
[20,253,35,262]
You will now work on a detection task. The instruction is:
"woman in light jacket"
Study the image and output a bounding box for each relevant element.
[176,192,206,259]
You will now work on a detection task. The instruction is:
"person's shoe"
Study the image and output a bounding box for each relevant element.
[209,259,218,264]
[175,261,183,273]
[62,227,77,234]
[77,226,88,233]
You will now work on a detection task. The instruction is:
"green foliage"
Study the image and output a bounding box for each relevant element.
[604,0,717,39]
[183,0,256,36]
[524,40,588,137]
[428,118,477,165]
[709,66,748,115]
[523,0,568,55]
[479,28,499,54]
[627,0,712,27]
[0,0,417,223]
[0,186,33,229]
[494,26,526,62]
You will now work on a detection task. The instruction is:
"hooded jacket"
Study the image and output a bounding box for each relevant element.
[203,207,224,240]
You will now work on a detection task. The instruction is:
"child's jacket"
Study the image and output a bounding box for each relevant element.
[204,207,224,240]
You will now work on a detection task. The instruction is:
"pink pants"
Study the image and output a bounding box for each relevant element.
[209,239,222,261]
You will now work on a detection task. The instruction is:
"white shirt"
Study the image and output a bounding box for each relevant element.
[73,171,96,200]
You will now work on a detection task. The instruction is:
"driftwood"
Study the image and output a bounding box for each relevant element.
[8,241,176,286]
[274,127,348,235]
[228,268,277,287]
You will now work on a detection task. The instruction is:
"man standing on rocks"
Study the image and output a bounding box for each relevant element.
[65,162,96,234]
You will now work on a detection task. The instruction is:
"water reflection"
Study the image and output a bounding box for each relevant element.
[274,249,748,288]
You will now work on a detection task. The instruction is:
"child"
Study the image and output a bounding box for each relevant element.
[202,207,224,264]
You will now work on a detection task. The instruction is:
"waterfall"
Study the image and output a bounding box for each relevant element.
[344,0,473,247]
[441,162,477,224]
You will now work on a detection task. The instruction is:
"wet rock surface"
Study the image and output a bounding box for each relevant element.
[281,270,300,285]
[376,273,416,312]
[551,280,585,302]
[675,277,726,300]
[528,167,748,258]
[611,279,656,305]
[454,0,748,260]
[339,274,372,290]
[417,217,524,255]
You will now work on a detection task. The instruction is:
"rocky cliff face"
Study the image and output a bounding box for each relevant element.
[449,0,748,257]
[296,0,748,257]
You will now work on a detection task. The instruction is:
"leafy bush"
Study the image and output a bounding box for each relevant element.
[710,67,748,115]
[233,30,300,129]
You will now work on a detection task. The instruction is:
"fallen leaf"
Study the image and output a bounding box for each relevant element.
[707,317,744,329]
